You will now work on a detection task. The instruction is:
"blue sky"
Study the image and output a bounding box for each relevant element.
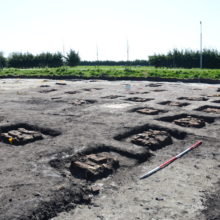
[0,0,219,60]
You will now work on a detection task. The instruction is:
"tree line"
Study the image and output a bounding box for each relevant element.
[148,49,220,68]
[0,50,80,68]
[1,49,220,69]
[0,53,148,68]
[80,60,148,66]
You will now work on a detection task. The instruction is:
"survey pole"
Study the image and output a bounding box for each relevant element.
[200,21,203,69]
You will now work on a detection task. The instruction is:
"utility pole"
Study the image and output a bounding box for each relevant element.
[96,45,99,63]
[96,44,99,69]
[62,43,66,57]
[126,39,130,70]
[127,39,129,62]
[200,21,203,69]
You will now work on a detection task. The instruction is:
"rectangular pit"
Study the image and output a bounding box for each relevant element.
[65,90,81,94]
[212,100,220,104]
[195,105,220,114]
[39,89,57,93]
[152,89,166,92]
[114,124,186,151]
[70,153,120,181]
[102,95,124,99]
[208,94,220,97]
[49,143,153,183]
[145,83,162,87]
[0,123,60,145]
[158,101,189,107]
[125,97,154,102]
[178,96,208,101]
[158,114,215,128]
[69,99,96,105]
[130,107,167,115]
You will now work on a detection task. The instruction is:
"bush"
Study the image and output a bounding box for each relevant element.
[66,50,80,66]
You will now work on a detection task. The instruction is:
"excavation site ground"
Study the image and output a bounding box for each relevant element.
[0,79,219,220]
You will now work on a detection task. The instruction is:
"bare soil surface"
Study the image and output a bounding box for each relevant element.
[0,79,219,220]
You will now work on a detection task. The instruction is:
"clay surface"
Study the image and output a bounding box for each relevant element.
[0,79,219,220]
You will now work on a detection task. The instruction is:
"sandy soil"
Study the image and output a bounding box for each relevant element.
[0,78,219,220]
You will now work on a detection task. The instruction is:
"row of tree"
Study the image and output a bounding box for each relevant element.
[80,60,148,66]
[1,49,220,69]
[148,49,220,68]
[0,50,80,68]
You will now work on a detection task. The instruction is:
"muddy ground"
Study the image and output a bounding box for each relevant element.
[0,79,219,220]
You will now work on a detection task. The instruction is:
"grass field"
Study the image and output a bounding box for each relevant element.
[0,66,220,80]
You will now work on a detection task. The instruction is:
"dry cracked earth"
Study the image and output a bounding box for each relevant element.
[0,78,219,220]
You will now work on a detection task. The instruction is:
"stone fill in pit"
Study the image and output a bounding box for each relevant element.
[40,85,50,88]
[0,127,43,145]
[131,129,172,150]
[70,153,119,181]
[146,83,162,87]
[126,97,153,102]
[159,101,189,107]
[39,89,57,93]
[158,114,214,128]
[115,125,186,151]
[0,124,60,146]
[65,90,81,94]
[69,99,96,105]
[173,116,205,128]
[196,106,220,114]
[178,96,208,101]
[50,147,151,184]
[152,89,166,92]
[135,108,164,115]
[209,94,220,97]
[102,95,124,99]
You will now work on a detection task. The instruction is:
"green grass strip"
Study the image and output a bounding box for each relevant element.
[0,66,220,80]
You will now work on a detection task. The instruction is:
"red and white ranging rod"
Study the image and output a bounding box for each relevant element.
[140,141,202,180]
